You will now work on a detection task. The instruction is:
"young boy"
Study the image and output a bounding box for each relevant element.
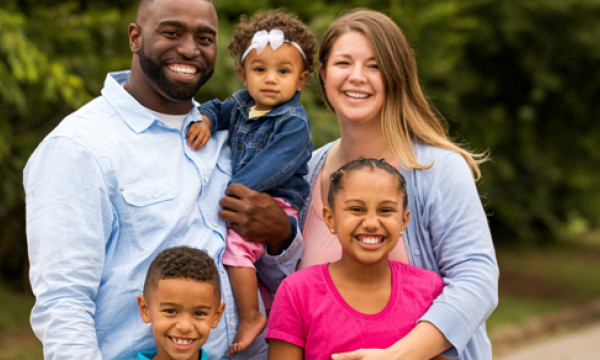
[137,246,225,360]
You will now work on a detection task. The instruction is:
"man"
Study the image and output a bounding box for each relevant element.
[23,0,301,358]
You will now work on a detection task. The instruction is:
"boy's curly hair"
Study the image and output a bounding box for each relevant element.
[228,9,317,73]
[143,246,221,300]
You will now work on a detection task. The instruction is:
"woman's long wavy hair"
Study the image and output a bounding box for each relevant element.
[318,8,488,180]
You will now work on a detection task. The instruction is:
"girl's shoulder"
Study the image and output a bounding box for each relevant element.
[283,264,327,287]
[390,261,443,283]
[389,261,444,295]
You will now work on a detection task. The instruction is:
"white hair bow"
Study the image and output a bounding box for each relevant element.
[241,29,306,64]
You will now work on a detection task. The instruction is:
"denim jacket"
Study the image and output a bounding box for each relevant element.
[200,89,312,211]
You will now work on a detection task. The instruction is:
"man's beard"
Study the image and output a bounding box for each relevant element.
[138,41,214,101]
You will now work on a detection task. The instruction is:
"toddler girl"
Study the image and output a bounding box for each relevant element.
[266,158,447,360]
[186,9,316,358]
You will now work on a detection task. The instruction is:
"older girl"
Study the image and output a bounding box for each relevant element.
[267,158,447,360]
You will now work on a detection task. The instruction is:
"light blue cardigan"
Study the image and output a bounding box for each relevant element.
[298,140,499,359]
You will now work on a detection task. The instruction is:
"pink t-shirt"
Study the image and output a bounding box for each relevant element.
[299,171,409,269]
[266,261,443,360]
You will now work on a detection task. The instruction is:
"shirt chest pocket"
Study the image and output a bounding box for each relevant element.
[119,178,181,251]
[237,129,271,166]
[120,178,178,207]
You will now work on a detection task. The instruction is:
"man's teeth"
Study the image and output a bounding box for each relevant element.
[171,337,193,345]
[359,236,382,244]
[168,65,197,75]
[345,91,368,99]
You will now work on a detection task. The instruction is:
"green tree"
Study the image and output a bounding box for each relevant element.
[0,1,133,287]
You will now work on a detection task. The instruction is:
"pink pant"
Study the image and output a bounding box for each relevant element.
[222,197,297,269]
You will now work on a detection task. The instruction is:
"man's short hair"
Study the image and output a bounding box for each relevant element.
[143,246,221,300]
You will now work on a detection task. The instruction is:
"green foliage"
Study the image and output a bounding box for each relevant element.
[0,1,134,287]
[2,0,600,286]
[445,0,600,243]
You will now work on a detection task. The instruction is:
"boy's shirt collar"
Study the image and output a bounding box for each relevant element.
[137,348,207,360]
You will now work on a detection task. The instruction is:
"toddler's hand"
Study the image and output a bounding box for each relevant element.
[186,116,211,150]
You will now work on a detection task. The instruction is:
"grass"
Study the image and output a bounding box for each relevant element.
[487,294,566,331]
[1,232,599,359]
[0,282,42,360]
[488,231,600,334]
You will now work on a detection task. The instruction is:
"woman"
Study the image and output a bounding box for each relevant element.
[298,8,498,360]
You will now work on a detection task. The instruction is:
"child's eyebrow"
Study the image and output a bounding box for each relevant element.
[158,302,179,307]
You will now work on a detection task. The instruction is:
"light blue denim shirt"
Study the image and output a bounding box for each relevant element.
[301,141,499,360]
[24,71,301,360]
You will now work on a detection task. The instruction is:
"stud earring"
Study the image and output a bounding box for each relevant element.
[330,229,335,233]
[400,231,404,235]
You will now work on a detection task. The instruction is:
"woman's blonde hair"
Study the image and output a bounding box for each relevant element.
[318,8,488,179]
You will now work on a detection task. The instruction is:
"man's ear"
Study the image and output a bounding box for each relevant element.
[129,23,142,53]
[137,295,151,323]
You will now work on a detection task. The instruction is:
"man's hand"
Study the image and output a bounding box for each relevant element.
[186,115,211,150]
[219,183,293,255]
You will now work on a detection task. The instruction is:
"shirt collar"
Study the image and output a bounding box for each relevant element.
[102,71,202,133]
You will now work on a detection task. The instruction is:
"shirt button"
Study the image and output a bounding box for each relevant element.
[152,192,159,199]
[119,187,124,191]
[228,320,234,327]
[237,142,242,149]
[414,250,420,256]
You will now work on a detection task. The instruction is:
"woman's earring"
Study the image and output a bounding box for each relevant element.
[400,231,404,235]
[330,228,335,233]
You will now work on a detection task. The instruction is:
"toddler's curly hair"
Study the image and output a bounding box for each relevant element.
[228,9,317,73]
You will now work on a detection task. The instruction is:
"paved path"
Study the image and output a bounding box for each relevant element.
[494,322,600,360]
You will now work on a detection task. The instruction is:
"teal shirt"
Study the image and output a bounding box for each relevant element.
[138,348,207,360]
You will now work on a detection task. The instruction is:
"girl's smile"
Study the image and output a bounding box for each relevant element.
[324,167,410,267]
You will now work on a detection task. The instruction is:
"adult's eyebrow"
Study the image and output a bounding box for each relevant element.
[158,20,216,35]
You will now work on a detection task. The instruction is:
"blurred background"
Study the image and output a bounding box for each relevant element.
[1,0,600,358]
